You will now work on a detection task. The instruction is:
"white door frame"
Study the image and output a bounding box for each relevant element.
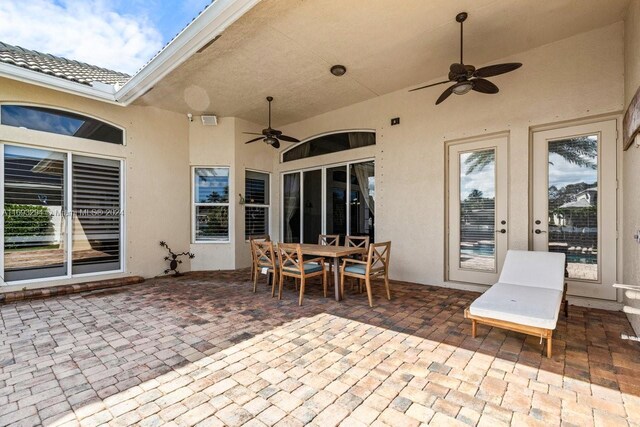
[531,119,617,300]
[280,158,375,243]
[446,134,509,285]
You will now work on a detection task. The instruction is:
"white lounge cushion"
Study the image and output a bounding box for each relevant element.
[469,282,563,330]
[498,250,565,291]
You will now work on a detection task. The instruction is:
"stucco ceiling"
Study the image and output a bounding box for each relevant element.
[135,0,630,126]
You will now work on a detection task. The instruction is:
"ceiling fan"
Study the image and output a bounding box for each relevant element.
[244,96,299,149]
[410,12,522,105]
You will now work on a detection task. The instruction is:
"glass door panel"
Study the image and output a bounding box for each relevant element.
[325,166,347,242]
[459,149,497,272]
[349,161,375,241]
[303,169,322,244]
[4,145,68,281]
[532,120,617,300]
[547,136,598,281]
[72,156,121,274]
[282,172,301,243]
[448,136,508,285]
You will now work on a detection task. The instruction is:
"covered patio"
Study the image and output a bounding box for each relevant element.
[0,272,638,426]
[1,0,640,425]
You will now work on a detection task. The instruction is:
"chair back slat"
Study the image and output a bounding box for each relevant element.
[318,234,340,246]
[250,235,270,263]
[254,241,277,269]
[277,243,302,274]
[345,236,370,249]
[367,241,391,273]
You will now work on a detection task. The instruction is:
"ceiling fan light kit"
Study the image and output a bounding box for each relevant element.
[452,82,473,95]
[410,11,522,104]
[242,96,300,149]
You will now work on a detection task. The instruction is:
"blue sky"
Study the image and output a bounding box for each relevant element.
[0,0,211,74]
[109,0,211,45]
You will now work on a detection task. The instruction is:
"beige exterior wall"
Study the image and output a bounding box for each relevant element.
[0,77,191,291]
[189,116,237,270]
[275,23,624,292]
[234,118,275,269]
[187,116,273,271]
[0,19,630,307]
[623,0,640,334]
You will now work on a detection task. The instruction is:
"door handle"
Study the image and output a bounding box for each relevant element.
[495,229,507,234]
[534,229,547,234]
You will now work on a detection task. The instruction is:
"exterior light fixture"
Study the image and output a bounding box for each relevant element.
[452,81,473,95]
[330,65,347,76]
[264,136,278,145]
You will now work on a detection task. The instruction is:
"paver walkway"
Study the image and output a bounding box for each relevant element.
[0,270,639,426]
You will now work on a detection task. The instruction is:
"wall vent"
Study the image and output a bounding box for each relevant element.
[201,115,218,126]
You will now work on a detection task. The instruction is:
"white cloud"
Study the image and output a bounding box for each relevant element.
[0,0,163,74]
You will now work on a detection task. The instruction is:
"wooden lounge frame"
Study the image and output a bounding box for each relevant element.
[464,283,568,358]
[465,308,554,357]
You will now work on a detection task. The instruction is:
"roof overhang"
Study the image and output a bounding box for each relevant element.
[0,0,261,107]
[0,62,119,104]
[115,0,262,106]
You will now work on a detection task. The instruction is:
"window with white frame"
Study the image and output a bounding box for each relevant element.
[193,167,230,242]
[245,171,270,240]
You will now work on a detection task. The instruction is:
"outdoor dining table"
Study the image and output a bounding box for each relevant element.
[298,244,367,301]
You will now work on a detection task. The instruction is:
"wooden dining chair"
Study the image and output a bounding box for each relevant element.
[249,235,270,283]
[345,236,370,250]
[252,240,278,296]
[345,236,370,291]
[340,241,391,307]
[318,234,340,246]
[316,234,341,281]
[277,243,327,305]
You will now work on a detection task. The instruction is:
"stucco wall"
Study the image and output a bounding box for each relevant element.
[189,116,237,270]
[0,77,190,290]
[275,23,624,290]
[234,118,276,270]
[623,0,640,334]
[187,116,273,271]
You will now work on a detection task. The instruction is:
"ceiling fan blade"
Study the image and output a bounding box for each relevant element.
[272,140,280,149]
[243,132,264,136]
[409,80,451,92]
[435,84,456,105]
[278,134,300,143]
[474,63,522,78]
[471,78,499,94]
[244,136,264,144]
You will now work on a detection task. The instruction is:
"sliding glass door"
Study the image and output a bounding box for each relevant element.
[349,161,374,240]
[3,144,123,283]
[4,146,68,281]
[282,173,300,243]
[282,160,374,244]
[72,156,122,274]
[303,170,322,244]
[325,166,347,239]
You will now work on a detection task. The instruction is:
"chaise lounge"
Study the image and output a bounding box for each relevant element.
[464,250,567,357]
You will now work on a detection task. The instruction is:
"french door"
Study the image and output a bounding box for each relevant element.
[447,135,508,285]
[281,160,375,244]
[531,120,617,300]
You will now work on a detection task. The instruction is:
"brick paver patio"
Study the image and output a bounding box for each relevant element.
[1,270,639,426]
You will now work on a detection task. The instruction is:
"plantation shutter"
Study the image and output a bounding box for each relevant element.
[72,155,121,274]
[245,171,269,239]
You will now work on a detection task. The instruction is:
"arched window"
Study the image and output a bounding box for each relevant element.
[0,105,124,145]
[282,131,375,162]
